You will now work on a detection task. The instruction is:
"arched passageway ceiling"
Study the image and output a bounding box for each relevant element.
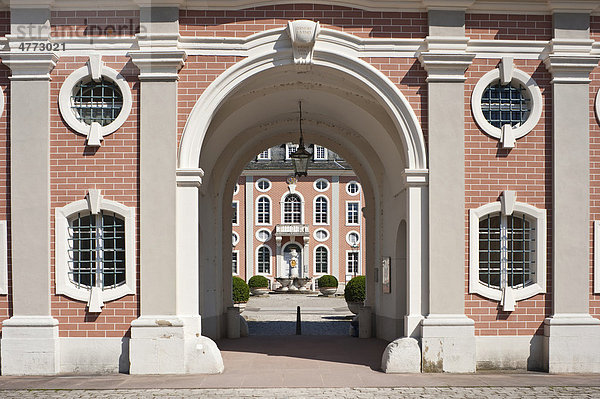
[199,64,408,196]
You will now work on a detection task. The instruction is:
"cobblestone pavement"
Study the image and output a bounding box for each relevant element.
[2,387,600,398]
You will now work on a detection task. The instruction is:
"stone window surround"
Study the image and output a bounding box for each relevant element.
[346,180,360,196]
[313,195,329,226]
[469,198,546,303]
[313,178,329,192]
[255,178,271,192]
[256,245,272,275]
[55,191,136,306]
[280,192,305,224]
[471,58,542,148]
[256,228,272,242]
[346,230,360,246]
[346,250,360,275]
[346,200,360,226]
[313,244,329,275]
[58,56,132,146]
[255,195,272,226]
[313,228,329,242]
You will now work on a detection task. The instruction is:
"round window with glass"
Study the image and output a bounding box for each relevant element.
[346,181,360,196]
[256,178,271,192]
[346,231,360,246]
[480,81,530,129]
[256,229,272,242]
[314,178,329,192]
[72,77,123,127]
[314,228,329,242]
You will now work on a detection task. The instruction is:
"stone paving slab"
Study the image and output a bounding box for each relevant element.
[1,387,600,398]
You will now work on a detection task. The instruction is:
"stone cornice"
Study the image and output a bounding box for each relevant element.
[128,49,186,81]
[543,54,600,83]
[0,52,58,80]
[176,168,204,188]
[402,169,429,187]
[0,0,599,15]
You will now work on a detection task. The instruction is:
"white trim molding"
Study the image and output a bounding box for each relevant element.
[595,221,600,294]
[256,228,272,243]
[55,192,136,311]
[0,221,7,295]
[313,228,330,242]
[346,230,360,247]
[596,89,600,126]
[313,195,329,226]
[313,244,330,275]
[469,197,546,305]
[255,178,271,192]
[232,200,239,226]
[58,56,133,147]
[471,57,542,148]
[346,181,360,196]
[313,178,329,192]
[255,195,272,226]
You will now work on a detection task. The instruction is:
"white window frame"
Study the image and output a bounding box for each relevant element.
[313,228,330,242]
[286,143,299,160]
[469,201,546,302]
[346,231,360,247]
[346,250,360,275]
[232,201,239,226]
[58,57,133,145]
[257,148,271,160]
[55,192,136,304]
[256,228,272,242]
[281,192,305,224]
[255,178,271,192]
[313,195,329,225]
[346,181,360,196]
[232,231,240,246]
[233,183,239,195]
[314,178,329,192]
[232,250,239,275]
[313,245,330,275]
[346,201,360,226]
[313,145,327,161]
[256,195,272,226]
[471,60,542,145]
[256,245,272,275]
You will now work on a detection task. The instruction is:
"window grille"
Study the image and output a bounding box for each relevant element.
[257,179,271,191]
[315,229,329,241]
[315,196,328,224]
[286,144,299,159]
[347,181,360,195]
[257,149,271,160]
[347,202,359,225]
[314,145,327,160]
[315,179,329,191]
[68,211,126,290]
[348,232,359,246]
[71,77,123,126]
[347,251,359,274]
[232,251,238,274]
[257,246,271,274]
[257,197,271,224]
[232,202,238,225]
[315,246,328,274]
[257,229,271,242]
[232,232,239,246]
[478,213,534,289]
[284,194,302,223]
[481,81,530,129]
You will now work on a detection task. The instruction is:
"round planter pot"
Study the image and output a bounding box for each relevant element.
[319,287,337,296]
[347,301,363,315]
[250,287,270,296]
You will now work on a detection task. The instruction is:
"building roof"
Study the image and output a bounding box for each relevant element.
[244,144,353,171]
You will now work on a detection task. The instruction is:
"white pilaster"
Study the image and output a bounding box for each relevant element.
[245,176,254,279]
[542,12,600,373]
[0,6,60,375]
[331,176,340,283]
[418,9,475,372]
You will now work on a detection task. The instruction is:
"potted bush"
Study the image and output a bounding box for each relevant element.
[344,275,365,314]
[317,275,338,296]
[248,275,270,296]
[232,276,250,310]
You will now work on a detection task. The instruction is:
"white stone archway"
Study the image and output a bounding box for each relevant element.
[175,26,429,346]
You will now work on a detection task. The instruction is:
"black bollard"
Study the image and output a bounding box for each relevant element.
[296,305,301,335]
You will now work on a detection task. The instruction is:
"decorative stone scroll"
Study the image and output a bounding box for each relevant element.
[287,20,320,71]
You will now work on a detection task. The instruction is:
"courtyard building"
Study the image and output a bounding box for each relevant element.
[0,0,597,375]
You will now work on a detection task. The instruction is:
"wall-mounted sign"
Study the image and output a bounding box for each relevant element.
[382,256,391,294]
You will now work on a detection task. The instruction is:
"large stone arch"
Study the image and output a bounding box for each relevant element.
[176,26,428,340]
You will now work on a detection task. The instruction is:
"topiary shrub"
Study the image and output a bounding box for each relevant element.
[344,275,366,303]
[232,276,250,303]
[248,275,269,289]
[318,274,338,288]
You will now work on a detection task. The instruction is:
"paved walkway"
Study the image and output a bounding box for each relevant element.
[0,295,598,397]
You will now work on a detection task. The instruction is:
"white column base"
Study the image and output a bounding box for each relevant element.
[544,314,600,373]
[129,315,224,374]
[1,316,59,375]
[404,314,424,338]
[421,314,475,373]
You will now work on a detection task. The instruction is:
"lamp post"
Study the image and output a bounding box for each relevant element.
[290,101,312,178]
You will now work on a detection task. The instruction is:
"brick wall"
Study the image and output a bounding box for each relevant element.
[590,58,600,320]
[50,10,139,38]
[50,56,139,338]
[180,5,427,39]
[464,59,552,336]
[465,13,552,41]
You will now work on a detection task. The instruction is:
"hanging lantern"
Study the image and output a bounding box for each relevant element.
[290,101,312,177]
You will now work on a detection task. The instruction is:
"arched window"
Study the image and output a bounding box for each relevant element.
[257,196,271,225]
[257,246,271,274]
[283,194,302,224]
[315,246,328,274]
[314,196,328,224]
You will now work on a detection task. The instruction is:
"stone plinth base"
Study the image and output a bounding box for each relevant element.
[544,314,600,373]
[381,337,421,373]
[1,316,60,375]
[421,314,475,373]
[129,315,224,374]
